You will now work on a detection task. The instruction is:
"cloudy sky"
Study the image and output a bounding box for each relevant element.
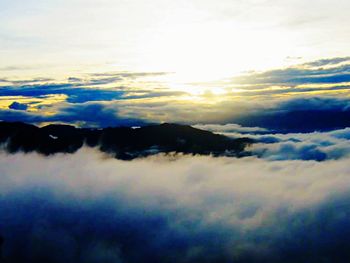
[2,2,350,262]
[1,0,350,128]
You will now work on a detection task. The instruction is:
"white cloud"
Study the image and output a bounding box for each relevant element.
[194,123,268,134]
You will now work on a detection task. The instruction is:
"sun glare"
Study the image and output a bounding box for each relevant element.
[134,19,295,88]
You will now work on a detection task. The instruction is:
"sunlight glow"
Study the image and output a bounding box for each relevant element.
[134,20,296,86]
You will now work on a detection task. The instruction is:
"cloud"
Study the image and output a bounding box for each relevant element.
[1,95,350,132]
[233,58,350,86]
[0,102,148,127]
[89,71,169,79]
[250,142,328,161]
[232,97,350,132]
[1,58,350,130]
[51,103,146,127]
[0,77,54,85]
[251,133,350,161]
[0,83,126,103]
[330,127,350,140]
[8,101,28,110]
[302,57,350,67]
[0,71,173,105]
[193,123,269,134]
[197,124,350,161]
[2,149,350,262]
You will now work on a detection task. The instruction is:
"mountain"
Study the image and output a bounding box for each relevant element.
[0,122,253,160]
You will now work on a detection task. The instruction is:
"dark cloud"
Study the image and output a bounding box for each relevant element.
[52,103,144,127]
[234,58,350,86]
[230,84,350,97]
[0,80,186,105]
[302,57,350,67]
[232,97,350,132]
[278,97,350,111]
[8,101,28,111]
[0,84,126,103]
[0,102,147,127]
[0,71,171,105]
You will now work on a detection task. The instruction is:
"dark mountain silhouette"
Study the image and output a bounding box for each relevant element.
[0,122,253,160]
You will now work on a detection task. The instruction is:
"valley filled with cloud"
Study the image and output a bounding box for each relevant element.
[1,148,350,262]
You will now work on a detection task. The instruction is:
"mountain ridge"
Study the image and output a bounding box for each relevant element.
[0,121,253,160]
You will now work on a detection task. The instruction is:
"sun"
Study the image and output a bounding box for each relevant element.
[133,18,294,88]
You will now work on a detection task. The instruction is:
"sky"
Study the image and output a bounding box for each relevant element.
[1,0,350,129]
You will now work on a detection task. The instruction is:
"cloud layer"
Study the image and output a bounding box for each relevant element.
[197,124,350,161]
[1,57,350,130]
[1,149,350,262]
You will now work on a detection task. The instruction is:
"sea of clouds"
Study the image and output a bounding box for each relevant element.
[195,124,350,161]
[1,147,350,262]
